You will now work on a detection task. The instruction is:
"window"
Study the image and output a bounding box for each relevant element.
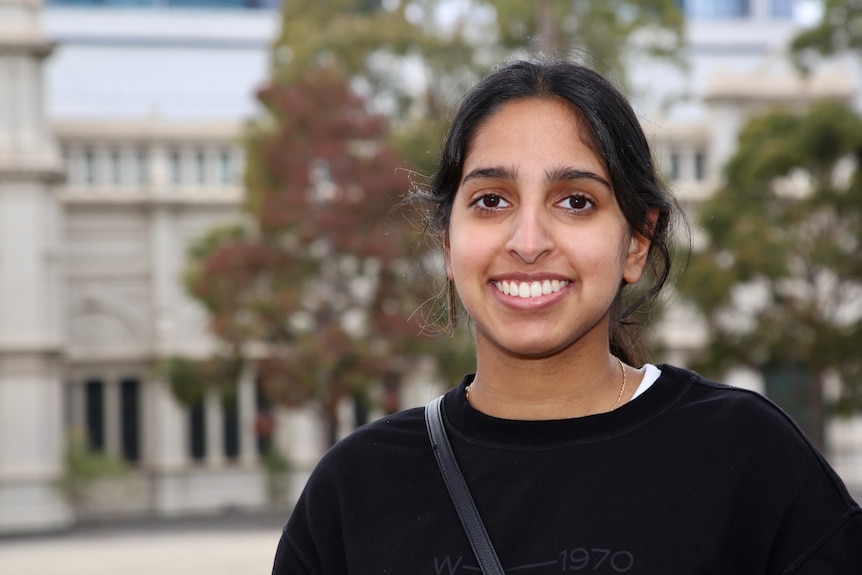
[110,148,122,185]
[256,379,273,455]
[223,397,240,460]
[694,151,707,181]
[770,0,794,18]
[61,147,72,181]
[170,149,183,186]
[196,149,207,185]
[120,378,140,463]
[219,149,233,185]
[670,151,681,180]
[84,379,105,451]
[136,148,149,185]
[83,147,96,186]
[189,399,207,462]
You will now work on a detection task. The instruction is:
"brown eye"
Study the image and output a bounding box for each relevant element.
[560,194,594,212]
[482,195,502,208]
[472,194,510,210]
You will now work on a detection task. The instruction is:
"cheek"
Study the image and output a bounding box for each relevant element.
[446,234,473,279]
[446,226,492,282]
[562,231,629,279]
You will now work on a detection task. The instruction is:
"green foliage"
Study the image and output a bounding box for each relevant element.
[260,446,291,504]
[273,0,478,127]
[791,0,862,71]
[186,223,250,264]
[57,430,129,505]
[158,355,242,406]
[482,0,684,86]
[680,101,862,432]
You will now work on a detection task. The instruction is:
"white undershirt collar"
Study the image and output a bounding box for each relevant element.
[630,363,661,401]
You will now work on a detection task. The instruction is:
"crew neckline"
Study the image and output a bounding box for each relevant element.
[443,364,690,450]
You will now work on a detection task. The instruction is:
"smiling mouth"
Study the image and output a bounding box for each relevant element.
[494,279,570,299]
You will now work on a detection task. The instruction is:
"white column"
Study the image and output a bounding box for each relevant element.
[205,391,225,467]
[238,364,259,466]
[68,380,85,435]
[149,142,169,190]
[149,204,178,354]
[143,378,187,470]
[0,0,70,533]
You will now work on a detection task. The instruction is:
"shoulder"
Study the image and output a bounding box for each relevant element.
[335,405,428,455]
[658,363,808,432]
[654,364,819,470]
[657,364,856,503]
[306,403,430,484]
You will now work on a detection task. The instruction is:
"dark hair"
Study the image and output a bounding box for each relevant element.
[421,57,684,365]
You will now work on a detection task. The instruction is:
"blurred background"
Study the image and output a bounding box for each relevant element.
[2,0,862,571]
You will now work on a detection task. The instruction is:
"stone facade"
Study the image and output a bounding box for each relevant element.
[0,0,70,532]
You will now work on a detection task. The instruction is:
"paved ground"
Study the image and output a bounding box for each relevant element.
[0,512,287,575]
[2,488,861,575]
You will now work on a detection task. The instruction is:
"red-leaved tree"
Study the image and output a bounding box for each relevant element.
[185,63,430,444]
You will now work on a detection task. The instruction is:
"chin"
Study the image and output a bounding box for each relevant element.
[492,338,574,360]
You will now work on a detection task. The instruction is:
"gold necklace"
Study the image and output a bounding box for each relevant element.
[612,356,627,410]
[464,356,628,410]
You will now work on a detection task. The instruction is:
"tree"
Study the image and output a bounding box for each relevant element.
[272,0,685,151]
[679,100,862,450]
[185,63,427,444]
[176,0,492,446]
[478,0,684,88]
[791,0,862,71]
[273,0,480,123]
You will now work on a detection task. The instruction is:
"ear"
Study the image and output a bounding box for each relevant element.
[622,210,657,285]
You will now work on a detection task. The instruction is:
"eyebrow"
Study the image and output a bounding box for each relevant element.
[461,166,516,185]
[461,165,611,190]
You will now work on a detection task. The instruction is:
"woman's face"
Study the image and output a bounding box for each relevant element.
[445,97,651,361]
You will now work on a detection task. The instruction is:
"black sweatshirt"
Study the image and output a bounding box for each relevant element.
[273,364,862,574]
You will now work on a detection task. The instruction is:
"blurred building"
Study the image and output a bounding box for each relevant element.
[0,0,289,534]
[1,0,860,534]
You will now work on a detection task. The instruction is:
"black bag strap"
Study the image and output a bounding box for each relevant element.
[425,395,505,575]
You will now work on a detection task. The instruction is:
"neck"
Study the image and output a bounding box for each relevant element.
[468,342,636,420]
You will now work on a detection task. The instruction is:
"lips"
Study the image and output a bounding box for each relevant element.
[494,279,570,298]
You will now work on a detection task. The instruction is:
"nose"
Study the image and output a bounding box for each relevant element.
[504,205,554,264]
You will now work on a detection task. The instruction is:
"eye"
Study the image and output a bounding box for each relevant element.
[471,194,511,211]
[557,194,595,212]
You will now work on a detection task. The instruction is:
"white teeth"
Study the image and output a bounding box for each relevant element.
[495,279,570,298]
[530,281,542,297]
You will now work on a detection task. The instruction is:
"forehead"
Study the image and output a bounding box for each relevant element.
[463,97,605,175]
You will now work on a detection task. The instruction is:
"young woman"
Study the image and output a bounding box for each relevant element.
[272,59,862,574]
